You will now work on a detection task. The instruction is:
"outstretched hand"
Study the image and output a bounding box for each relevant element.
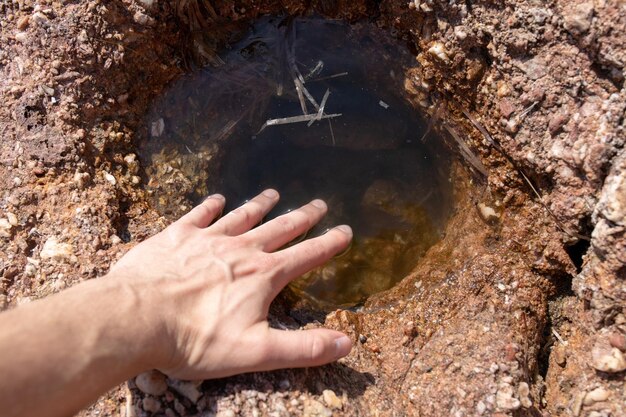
[109,189,353,379]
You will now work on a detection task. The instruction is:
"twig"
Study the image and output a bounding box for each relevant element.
[421,103,444,143]
[443,123,488,177]
[294,81,308,115]
[552,328,568,345]
[257,113,342,134]
[295,76,319,111]
[212,119,239,142]
[304,60,324,80]
[307,72,349,83]
[459,105,591,241]
[328,119,336,146]
[307,89,330,127]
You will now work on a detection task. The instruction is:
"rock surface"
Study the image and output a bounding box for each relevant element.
[0,0,623,416]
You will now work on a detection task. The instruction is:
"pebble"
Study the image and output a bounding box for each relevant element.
[110,235,122,245]
[477,203,499,223]
[73,171,90,189]
[142,397,161,413]
[403,321,417,337]
[454,26,467,40]
[591,345,626,373]
[40,237,74,260]
[16,16,29,30]
[496,384,521,411]
[0,219,13,238]
[476,400,486,415]
[583,387,609,405]
[553,345,567,366]
[608,332,626,351]
[518,382,531,408]
[322,389,343,410]
[427,42,449,62]
[216,410,236,417]
[31,11,50,27]
[133,11,153,26]
[498,99,516,118]
[14,32,29,43]
[135,370,168,396]
[7,212,18,226]
[104,172,116,186]
[168,379,201,403]
[548,113,568,135]
[303,399,332,417]
[563,2,594,35]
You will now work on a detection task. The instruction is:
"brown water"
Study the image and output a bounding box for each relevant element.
[140,17,454,309]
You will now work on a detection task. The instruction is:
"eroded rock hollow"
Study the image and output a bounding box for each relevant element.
[0,0,624,416]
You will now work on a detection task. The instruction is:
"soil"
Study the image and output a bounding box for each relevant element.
[0,1,624,417]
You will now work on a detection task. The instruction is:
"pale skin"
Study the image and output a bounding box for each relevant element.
[0,189,353,417]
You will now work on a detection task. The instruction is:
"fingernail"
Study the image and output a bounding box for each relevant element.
[263,189,279,199]
[336,225,352,236]
[334,335,352,359]
[205,194,225,201]
[311,199,327,209]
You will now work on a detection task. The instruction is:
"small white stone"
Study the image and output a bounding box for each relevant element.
[73,171,90,189]
[322,389,342,409]
[583,387,610,405]
[135,370,167,396]
[40,237,73,260]
[0,218,12,231]
[31,11,50,26]
[427,42,449,62]
[104,172,116,186]
[6,213,18,227]
[454,26,467,40]
[518,382,530,397]
[168,379,201,403]
[110,235,122,245]
[142,396,161,413]
[478,203,499,223]
[476,400,486,415]
[592,346,626,373]
[496,384,521,411]
[124,154,137,165]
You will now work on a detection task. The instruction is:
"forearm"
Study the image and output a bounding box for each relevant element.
[0,275,157,417]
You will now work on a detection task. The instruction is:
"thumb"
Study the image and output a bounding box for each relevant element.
[258,328,352,371]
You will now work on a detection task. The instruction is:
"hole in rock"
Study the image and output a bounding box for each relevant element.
[140,17,457,310]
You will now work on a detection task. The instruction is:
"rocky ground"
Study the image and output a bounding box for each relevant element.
[0,0,624,416]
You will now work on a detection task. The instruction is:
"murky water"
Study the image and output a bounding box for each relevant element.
[141,17,454,309]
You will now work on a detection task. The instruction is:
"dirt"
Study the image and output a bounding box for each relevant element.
[0,1,624,416]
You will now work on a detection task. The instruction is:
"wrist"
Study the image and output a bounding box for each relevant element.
[102,270,173,372]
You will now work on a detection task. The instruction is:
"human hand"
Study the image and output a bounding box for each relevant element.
[108,189,353,380]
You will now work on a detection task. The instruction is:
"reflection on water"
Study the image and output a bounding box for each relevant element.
[140,17,454,309]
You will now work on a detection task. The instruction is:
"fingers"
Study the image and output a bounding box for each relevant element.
[180,194,225,228]
[244,199,328,252]
[273,225,352,287]
[257,328,352,371]
[211,189,279,236]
